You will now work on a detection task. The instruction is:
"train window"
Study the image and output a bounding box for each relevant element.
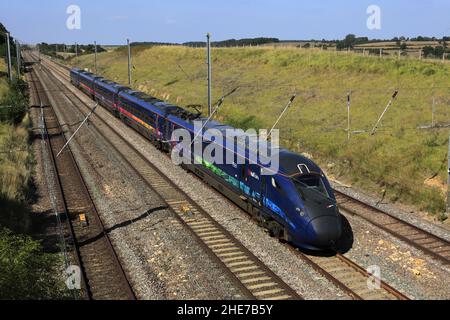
[298,175,324,190]
[293,174,330,199]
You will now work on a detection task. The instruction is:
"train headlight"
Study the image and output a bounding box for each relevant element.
[296,207,306,217]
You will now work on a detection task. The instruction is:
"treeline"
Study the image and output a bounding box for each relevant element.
[0,23,19,69]
[37,42,106,58]
[129,37,280,48]
[184,37,280,47]
[334,34,450,50]
[131,41,178,47]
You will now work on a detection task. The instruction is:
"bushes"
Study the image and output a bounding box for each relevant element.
[0,228,69,299]
[0,74,32,233]
[0,78,28,124]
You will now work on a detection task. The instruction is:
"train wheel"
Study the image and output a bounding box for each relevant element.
[267,221,281,238]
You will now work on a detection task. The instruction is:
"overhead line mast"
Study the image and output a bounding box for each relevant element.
[207,33,212,117]
[127,38,132,86]
[6,32,13,82]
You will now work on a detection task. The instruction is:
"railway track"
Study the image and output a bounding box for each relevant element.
[28,60,136,300]
[294,249,407,300]
[29,52,303,301]
[36,53,416,300]
[334,190,450,265]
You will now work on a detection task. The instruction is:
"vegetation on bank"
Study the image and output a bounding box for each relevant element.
[37,42,106,59]
[0,54,69,298]
[69,45,449,220]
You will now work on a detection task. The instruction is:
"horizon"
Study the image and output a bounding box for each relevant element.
[1,0,450,45]
[32,35,450,47]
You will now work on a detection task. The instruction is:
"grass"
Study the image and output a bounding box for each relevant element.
[0,59,33,232]
[69,45,450,218]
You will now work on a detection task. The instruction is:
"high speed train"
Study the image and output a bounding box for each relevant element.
[70,68,343,250]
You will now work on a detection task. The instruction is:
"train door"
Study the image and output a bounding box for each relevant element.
[162,119,172,151]
[260,174,267,206]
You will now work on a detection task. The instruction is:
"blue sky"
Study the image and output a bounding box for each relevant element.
[1,0,450,44]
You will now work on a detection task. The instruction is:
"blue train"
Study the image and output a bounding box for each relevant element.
[70,68,343,250]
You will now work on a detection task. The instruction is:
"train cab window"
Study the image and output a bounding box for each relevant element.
[293,174,330,199]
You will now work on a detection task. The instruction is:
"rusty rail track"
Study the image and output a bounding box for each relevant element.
[28,58,136,300]
[292,248,408,300]
[334,190,450,265]
[32,52,303,301]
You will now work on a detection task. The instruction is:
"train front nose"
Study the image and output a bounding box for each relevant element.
[306,216,342,248]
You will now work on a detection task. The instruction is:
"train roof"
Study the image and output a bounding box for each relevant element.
[79,71,98,80]
[95,78,119,88]
[165,104,202,121]
[119,90,167,115]
[278,150,322,176]
[70,71,321,177]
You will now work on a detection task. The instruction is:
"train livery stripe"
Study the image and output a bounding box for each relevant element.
[118,106,157,134]
[80,83,157,134]
[80,82,95,94]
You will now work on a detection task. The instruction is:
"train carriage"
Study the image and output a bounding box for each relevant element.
[70,67,343,250]
[94,78,129,115]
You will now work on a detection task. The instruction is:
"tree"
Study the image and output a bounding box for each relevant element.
[335,34,366,50]
[434,46,445,58]
[0,228,70,299]
[422,46,435,57]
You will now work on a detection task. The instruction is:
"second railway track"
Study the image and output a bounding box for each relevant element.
[334,190,450,265]
[29,61,136,300]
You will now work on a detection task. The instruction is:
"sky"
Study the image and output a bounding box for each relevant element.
[1,0,450,44]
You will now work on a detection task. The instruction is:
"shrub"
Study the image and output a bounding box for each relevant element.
[0,228,70,299]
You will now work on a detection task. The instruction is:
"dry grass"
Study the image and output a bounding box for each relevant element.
[0,115,32,201]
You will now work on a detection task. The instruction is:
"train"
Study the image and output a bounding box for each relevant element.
[70,68,343,250]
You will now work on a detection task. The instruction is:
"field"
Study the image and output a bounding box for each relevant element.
[259,40,448,61]
[68,45,450,218]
